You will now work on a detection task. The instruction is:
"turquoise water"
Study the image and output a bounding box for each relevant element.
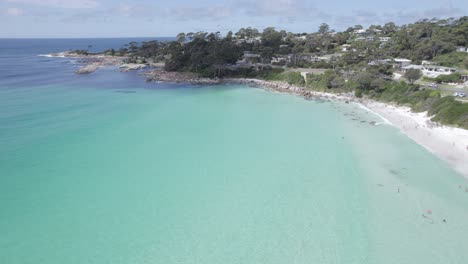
[1,40,468,263]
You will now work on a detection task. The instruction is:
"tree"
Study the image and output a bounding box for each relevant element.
[354,25,364,30]
[355,72,375,90]
[383,22,397,35]
[370,78,387,91]
[176,32,186,44]
[404,69,422,84]
[127,42,139,54]
[434,73,462,84]
[318,23,330,34]
[463,57,468,69]
[186,32,194,41]
[261,27,283,51]
[118,47,128,56]
[226,31,233,41]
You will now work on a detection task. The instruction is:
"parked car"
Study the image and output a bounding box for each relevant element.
[453,92,466,97]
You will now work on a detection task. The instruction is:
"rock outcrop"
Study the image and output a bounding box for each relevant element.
[75,63,99,74]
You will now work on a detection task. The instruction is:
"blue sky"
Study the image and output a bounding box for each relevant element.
[0,0,466,38]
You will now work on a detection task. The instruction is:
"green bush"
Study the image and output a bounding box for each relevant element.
[429,97,468,128]
[432,52,468,69]
[355,90,363,98]
[434,73,462,84]
[264,71,305,86]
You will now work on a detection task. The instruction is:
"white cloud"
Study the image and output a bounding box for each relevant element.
[6,0,99,9]
[2,7,23,16]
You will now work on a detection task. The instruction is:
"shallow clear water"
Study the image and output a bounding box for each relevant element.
[1,39,468,264]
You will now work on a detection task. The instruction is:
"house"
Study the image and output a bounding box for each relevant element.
[295,36,307,41]
[421,60,436,66]
[461,75,468,82]
[340,44,352,52]
[368,59,392,66]
[287,54,333,65]
[236,37,262,45]
[368,58,411,68]
[456,46,468,53]
[394,58,412,69]
[240,51,261,64]
[354,37,366,42]
[271,56,288,65]
[379,37,391,43]
[353,29,366,35]
[402,64,457,78]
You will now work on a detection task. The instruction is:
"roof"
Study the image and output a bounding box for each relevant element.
[354,29,366,34]
[244,53,261,58]
[423,65,456,70]
[394,58,412,62]
[402,65,422,70]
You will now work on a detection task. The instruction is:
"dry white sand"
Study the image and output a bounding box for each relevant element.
[364,101,468,178]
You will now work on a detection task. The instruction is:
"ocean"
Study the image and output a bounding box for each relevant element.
[1,39,467,264]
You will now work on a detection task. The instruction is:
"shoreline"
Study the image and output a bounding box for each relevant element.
[44,52,149,73]
[49,55,468,178]
[222,78,468,178]
[363,101,468,178]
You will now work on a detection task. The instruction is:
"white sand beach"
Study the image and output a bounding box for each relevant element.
[364,101,468,178]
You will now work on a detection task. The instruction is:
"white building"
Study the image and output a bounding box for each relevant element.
[271,56,288,65]
[353,29,366,35]
[368,59,391,66]
[403,65,457,78]
[240,51,261,64]
[340,44,351,52]
[295,36,307,41]
[236,37,262,44]
[421,60,436,66]
[394,58,412,68]
[379,37,391,43]
[456,46,468,52]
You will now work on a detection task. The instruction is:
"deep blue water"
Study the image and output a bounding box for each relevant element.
[0,38,174,88]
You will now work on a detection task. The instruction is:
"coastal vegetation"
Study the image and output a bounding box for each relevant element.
[81,16,468,128]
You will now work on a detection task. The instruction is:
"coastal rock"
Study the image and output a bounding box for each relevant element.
[119,63,147,71]
[75,63,99,74]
